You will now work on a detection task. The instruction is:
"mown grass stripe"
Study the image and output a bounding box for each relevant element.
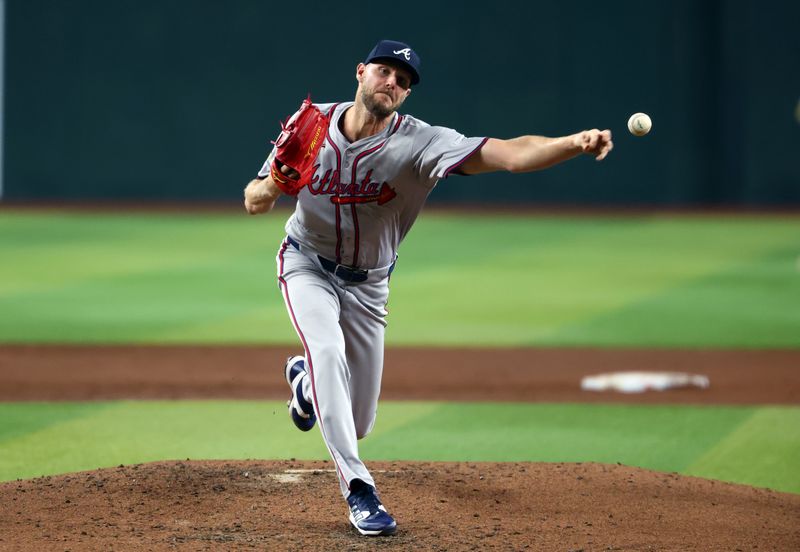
[3,401,795,494]
[684,407,800,493]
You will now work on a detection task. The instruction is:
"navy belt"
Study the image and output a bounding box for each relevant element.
[286,236,369,283]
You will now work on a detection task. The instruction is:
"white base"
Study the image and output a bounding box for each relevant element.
[581,371,710,394]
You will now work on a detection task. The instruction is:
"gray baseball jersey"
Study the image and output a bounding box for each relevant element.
[260,101,488,268]
[262,101,486,498]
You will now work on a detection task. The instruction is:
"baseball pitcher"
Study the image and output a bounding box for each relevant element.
[244,39,613,537]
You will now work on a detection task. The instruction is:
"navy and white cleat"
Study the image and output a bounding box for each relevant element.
[284,356,316,432]
[347,481,397,536]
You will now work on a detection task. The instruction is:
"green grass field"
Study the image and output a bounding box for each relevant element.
[1,211,798,346]
[1,401,798,493]
[1,210,798,492]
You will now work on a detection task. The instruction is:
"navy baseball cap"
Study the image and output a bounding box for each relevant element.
[364,40,421,85]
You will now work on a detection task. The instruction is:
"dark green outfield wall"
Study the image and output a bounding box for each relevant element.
[4,0,799,205]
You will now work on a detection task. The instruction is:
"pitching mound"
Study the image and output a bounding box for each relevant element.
[2,460,798,551]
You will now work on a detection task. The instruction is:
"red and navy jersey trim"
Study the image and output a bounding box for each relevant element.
[443,137,489,178]
[390,114,404,135]
[347,139,390,266]
[324,104,344,263]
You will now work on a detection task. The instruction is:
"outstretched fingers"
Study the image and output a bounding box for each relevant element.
[595,130,613,161]
[579,129,613,161]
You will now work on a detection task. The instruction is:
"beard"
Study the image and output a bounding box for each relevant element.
[361,88,401,119]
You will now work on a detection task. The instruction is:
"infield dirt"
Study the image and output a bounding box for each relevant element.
[2,345,798,404]
[1,345,799,550]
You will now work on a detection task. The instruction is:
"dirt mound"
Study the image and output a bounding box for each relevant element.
[1,460,797,551]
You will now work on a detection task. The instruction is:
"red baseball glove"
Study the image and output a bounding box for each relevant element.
[270,96,330,196]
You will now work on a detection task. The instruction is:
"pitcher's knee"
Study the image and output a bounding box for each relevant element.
[356,428,371,440]
[355,417,376,440]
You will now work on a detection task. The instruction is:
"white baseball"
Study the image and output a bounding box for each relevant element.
[627,112,652,136]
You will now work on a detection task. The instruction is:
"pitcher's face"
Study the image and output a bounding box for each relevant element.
[357,62,412,118]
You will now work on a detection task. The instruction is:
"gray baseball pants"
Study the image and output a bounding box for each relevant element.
[276,237,393,497]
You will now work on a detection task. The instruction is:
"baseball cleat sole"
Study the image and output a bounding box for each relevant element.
[284,356,316,431]
[348,513,397,536]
